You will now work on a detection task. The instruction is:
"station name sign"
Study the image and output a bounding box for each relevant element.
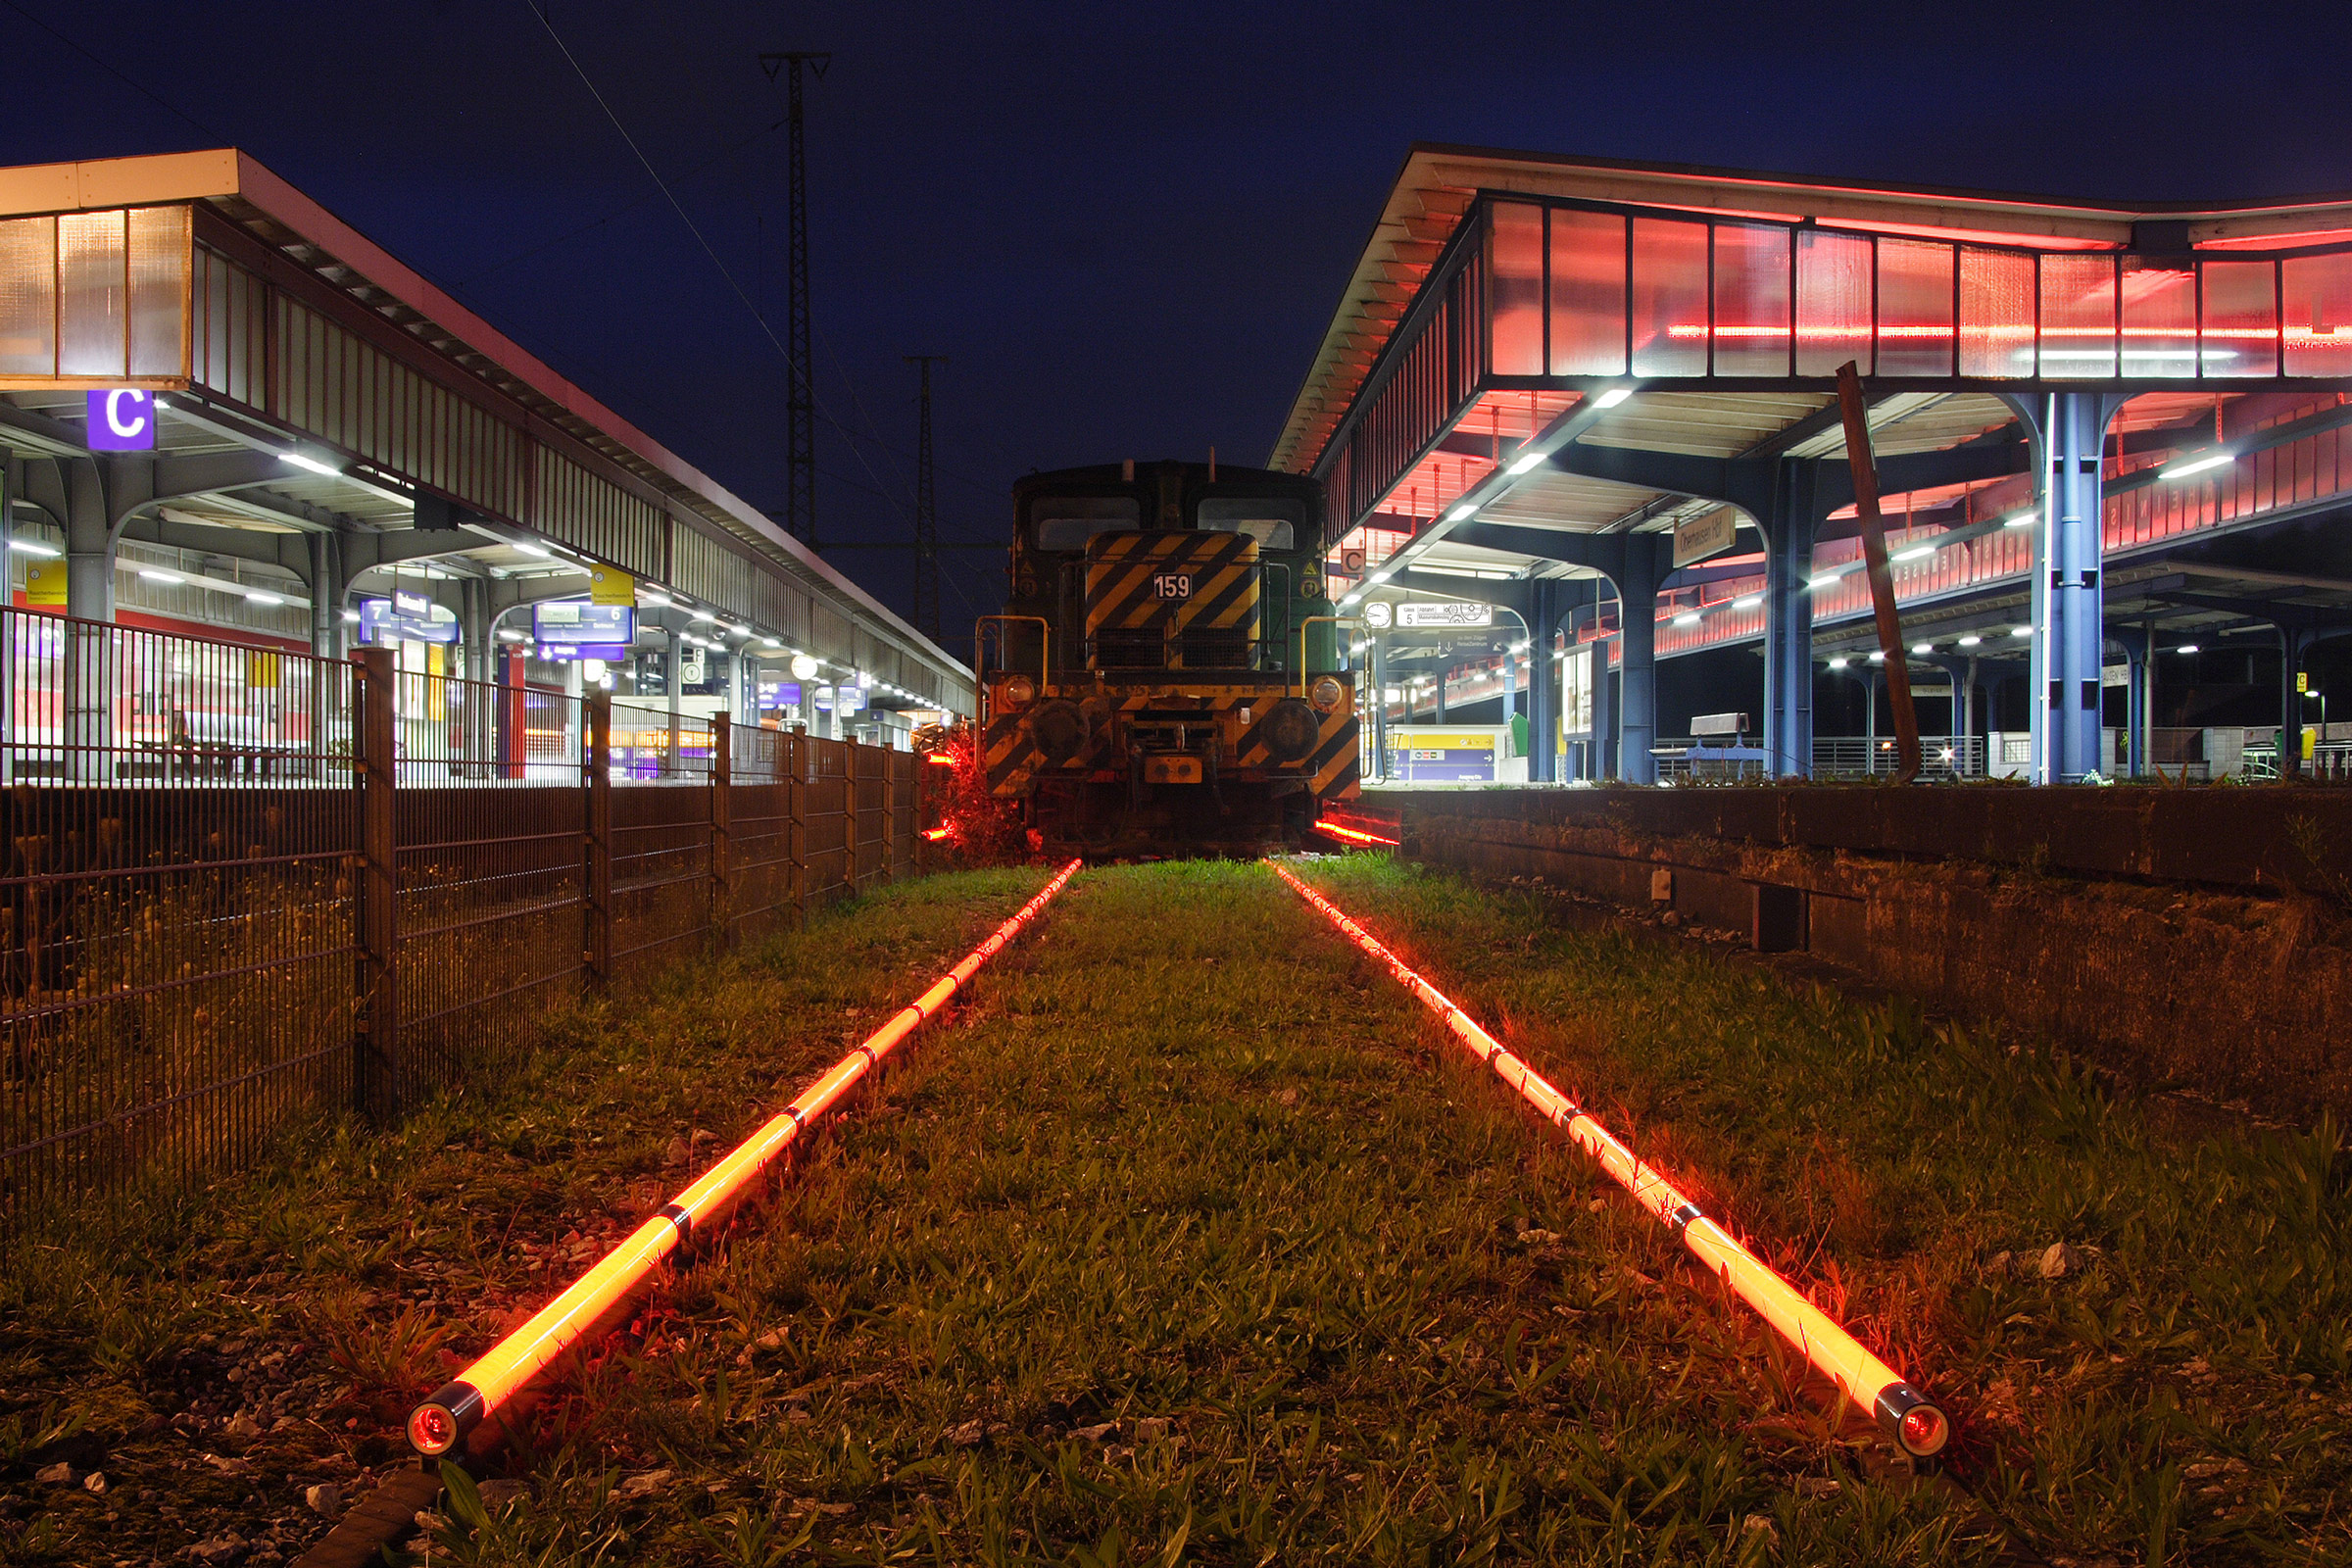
[1396,601,1494,629]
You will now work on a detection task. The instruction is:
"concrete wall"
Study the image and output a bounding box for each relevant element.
[1347,787,2352,1124]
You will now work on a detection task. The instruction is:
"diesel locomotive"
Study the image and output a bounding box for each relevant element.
[977,460,1359,856]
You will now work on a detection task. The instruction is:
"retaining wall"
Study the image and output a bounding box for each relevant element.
[1338,788,2352,1123]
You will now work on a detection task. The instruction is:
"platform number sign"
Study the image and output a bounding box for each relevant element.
[1152,572,1193,601]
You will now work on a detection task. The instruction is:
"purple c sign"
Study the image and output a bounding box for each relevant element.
[86,389,156,452]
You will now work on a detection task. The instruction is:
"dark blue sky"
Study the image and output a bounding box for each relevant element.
[5,0,2349,634]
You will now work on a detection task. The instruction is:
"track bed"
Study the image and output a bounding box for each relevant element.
[3,861,2344,1565]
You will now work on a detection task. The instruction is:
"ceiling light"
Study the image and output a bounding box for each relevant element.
[1868,650,1886,662]
[279,450,340,476]
[1593,387,1634,409]
[1827,656,1848,669]
[1446,504,1476,521]
[1807,572,1841,590]
[2175,643,2199,655]
[341,609,360,623]
[762,637,781,648]
[1732,594,1761,609]
[1958,634,1982,647]
[690,610,715,622]
[514,541,550,559]
[138,568,183,584]
[2002,510,2035,528]
[8,538,59,557]
[1673,611,1700,626]
[2161,451,2234,481]
[641,590,672,607]
[730,623,753,636]
[1911,641,1933,655]
[1892,545,1934,563]
[1507,450,1546,475]
[2013,625,2034,638]
[498,628,525,643]
[244,590,283,606]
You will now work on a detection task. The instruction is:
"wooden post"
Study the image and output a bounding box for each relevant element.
[1833,362,1922,784]
[710,711,733,948]
[353,647,400,1121]
[584,690,612,986]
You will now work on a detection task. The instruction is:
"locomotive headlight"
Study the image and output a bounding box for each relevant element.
[998,674,1036,710]
[1309,676,1345,712]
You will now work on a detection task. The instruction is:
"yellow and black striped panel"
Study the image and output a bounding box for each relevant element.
[983,711,1037,797]
[1309,712,1361,800]
[1084,532,1258,665]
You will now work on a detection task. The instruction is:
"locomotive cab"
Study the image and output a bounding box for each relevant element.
[980,461,1358,856]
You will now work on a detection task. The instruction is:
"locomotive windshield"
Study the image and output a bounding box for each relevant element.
[1033,495,1141,551]
[1197,498,1298,550]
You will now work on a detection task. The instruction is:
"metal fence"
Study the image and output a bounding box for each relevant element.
[0,609,924,1229]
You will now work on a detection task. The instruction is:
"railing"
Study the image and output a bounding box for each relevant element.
[1810,735,1986,780]
[0,608,926,1231]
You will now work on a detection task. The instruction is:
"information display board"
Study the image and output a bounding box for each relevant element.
[360,592,458,645]
[1380,726,1503,783]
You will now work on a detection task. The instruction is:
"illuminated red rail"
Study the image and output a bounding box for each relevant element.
[1268,860,1949,1460]
[407,858,1084,1459]
[1315,818,1399,847]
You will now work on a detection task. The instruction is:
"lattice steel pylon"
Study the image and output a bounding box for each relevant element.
[905,354,947,644]
[759,50,829,552]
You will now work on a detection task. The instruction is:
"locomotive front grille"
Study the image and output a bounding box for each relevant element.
[1094,627,1166,667]
[1179,627,1250,668]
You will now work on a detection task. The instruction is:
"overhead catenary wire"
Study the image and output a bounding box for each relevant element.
[406,859,1085,1461]
[1267,859,1951,1463]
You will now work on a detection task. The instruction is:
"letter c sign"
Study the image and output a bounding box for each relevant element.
[86,388,156,452]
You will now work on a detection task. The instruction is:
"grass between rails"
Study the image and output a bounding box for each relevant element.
[0,868,1055,1568]
[0,856,2342,1566]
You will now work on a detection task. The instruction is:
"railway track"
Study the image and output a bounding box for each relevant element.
[280,852,1998,1567]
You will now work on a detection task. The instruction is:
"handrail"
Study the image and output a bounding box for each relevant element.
[974,615,1050,689]
[1294,614,1358,697]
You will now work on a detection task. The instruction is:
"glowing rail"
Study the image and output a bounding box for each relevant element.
[1267,860,1949,1460]
[407,858,1085,1459]
[1316,819,1399,847]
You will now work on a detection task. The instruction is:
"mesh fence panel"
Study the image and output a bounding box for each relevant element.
[0,609,921,1233]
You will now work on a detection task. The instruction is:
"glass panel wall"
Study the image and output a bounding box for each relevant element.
[2201,260,2278,377]
[2282,253,2352,377]
[0,216,56,377]
[1630,217,1707,376]
[1958,246,2034,378]
[58,211,127,378]
[1876,238,1955,376]
[0,204,189,382]
[2121,259,2197,378]
[1547,208,1626,375]
[1794,228,1872,375]
[2039,253,2118,378]
[1488,202,1544,376]
[1711,221,1790,375]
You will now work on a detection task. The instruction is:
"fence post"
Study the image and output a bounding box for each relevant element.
[353,647,401,1122]
[846,741,863,894]
[585,690,612,986]
[710,711,732,949]
[790,732,807,928]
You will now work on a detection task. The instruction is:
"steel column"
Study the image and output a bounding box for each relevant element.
[2021,392,2123,783]
[1528,579,1559,783]
[1762,462,1816,778]
[1616,536,1662,784]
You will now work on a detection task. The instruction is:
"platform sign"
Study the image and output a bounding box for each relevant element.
[535,642,631,662]
[359,595,458,644]
[24,558,65,607]
[534,601,636,646]
[1396,601,1494,629]
[587,565,635,607]
[1672,507,1738,567]
[86,389,155,452]
[759,680,803,708]
[1381,726,1501,783]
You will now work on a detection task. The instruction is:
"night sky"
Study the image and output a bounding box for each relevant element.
[5,1,2349,638]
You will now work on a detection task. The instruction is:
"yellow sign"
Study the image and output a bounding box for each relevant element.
[245,652,280,689]
[589,565,635,607]
[2298,670,2311,694]
[24,558,66,608]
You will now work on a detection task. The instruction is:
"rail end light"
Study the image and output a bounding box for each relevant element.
[1877,1384,1949,1459]
[1309,675,1345,712]
[997,674,1036,710]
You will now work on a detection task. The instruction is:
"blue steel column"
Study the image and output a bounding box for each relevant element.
[1762,462,1817,778]
[1529,579,1560,783]
[2030,393,2120,783]
[1616,536,1662,785]
[1591,635,1615,781]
